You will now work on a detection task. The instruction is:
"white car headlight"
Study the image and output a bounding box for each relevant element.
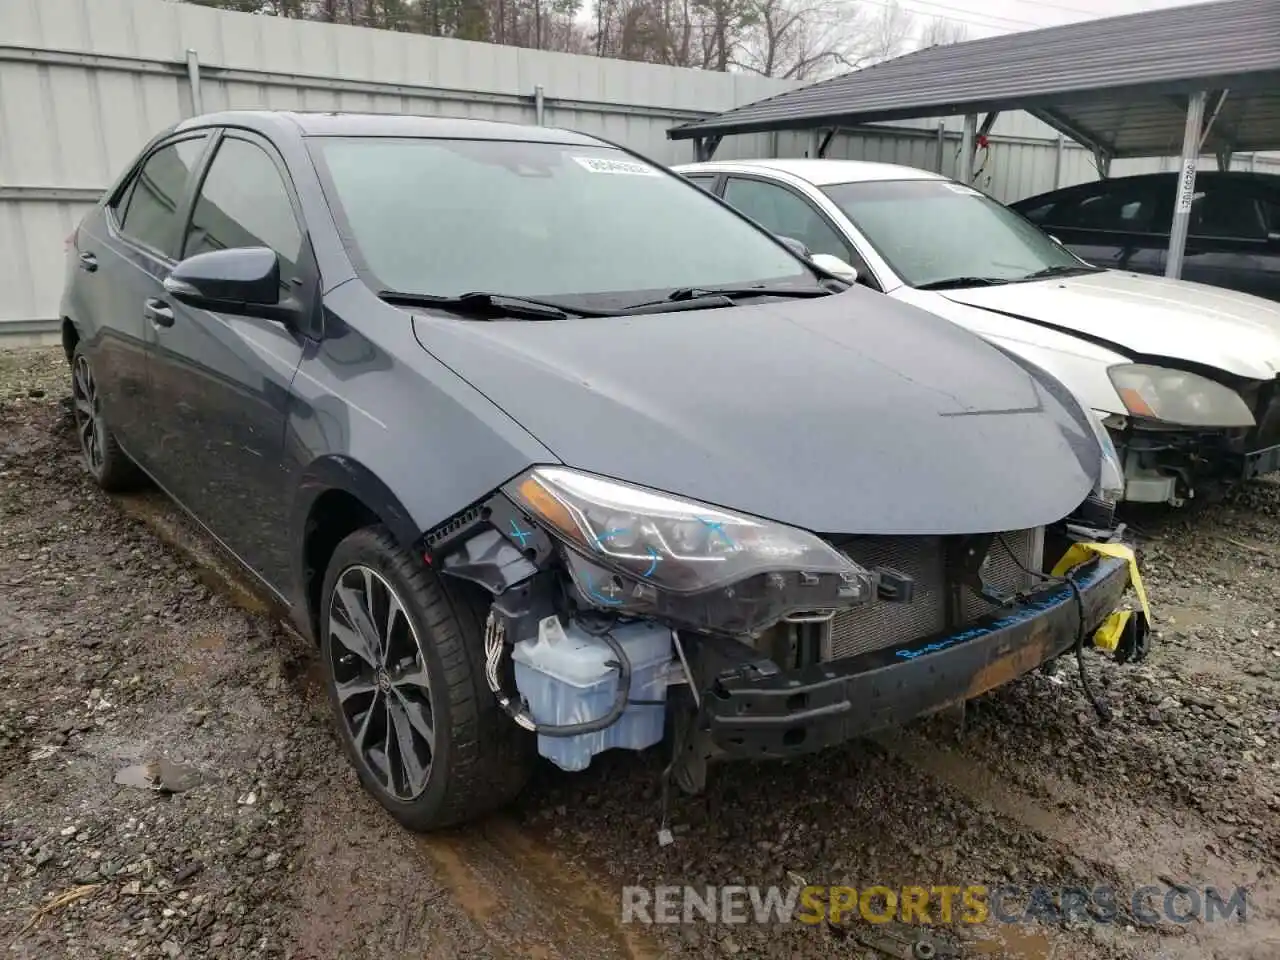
[1108,363,1254,428]
[504,466,874,633]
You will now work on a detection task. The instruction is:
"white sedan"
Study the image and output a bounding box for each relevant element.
[675,158,1280,505]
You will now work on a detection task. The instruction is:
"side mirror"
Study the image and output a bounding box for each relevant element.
[809,253,859,284]
[777,235,811,258]
[164,247,299,324]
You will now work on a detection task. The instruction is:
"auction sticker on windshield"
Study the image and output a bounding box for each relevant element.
[572,156,660,176]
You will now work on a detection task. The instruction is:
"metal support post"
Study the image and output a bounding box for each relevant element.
[959,113,976,182]
[185,48,203,117]
[1053,135,1065,188]
[534,84,545,125]
[807,129,820,159]
[935,121,946,173]
[1166,90,1207,280]
[694,136,721,162]
[817,128,835,159]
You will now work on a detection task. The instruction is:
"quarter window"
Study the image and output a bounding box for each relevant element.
[117,136,210,255]
[723,177,852,261]
[183,137,304,284]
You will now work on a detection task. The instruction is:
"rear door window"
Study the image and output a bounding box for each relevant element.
[682,174,718,193]
[723,176,852,260]
[1188,183,1268,240]
[1049,181,1168,233]
[116,136,210,256]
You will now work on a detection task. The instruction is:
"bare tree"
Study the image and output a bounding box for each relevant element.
[733,0,846,79]
[180,0,948,71]
[856,0,913,64]
[917,15,968,48]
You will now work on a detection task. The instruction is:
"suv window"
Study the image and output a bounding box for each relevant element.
[723,176,852,261]
[1049,182,1166,233]
[117,136,209,255]
[1188,183,1268,239]
[683,174,717,192]
[183,137,304,284]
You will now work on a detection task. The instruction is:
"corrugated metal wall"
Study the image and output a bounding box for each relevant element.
[2,0,1278,341]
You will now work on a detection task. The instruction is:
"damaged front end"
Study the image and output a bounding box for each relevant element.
[424,463,1147,811]
[1104,365,1280,505]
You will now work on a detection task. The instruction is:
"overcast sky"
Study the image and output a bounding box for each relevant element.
[897,0,1223,39]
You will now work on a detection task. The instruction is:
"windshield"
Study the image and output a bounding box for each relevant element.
[309,137,813,303]
[820,179,1089,288]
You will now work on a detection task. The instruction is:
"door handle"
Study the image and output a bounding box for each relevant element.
[78,252,98,272]
[144,298,175,328]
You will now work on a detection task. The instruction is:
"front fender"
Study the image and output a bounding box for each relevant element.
[893,287,1130,417]
[290,453,422,554]
[985,335,1128,417]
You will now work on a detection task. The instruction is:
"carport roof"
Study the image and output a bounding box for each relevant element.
[668,0,1280,159]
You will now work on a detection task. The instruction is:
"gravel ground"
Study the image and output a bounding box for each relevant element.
[1,345,1278,959]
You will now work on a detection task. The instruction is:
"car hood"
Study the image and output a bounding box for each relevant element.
[938,270,1280,381]
[411,288,1099,536]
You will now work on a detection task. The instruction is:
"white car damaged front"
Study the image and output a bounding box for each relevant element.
[894,271,1280,504]
[674,157,1280,505]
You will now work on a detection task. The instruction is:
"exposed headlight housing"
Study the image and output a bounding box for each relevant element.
[1084,407,1125,504]
[1108,363,1254,428]
[504,466,874,634]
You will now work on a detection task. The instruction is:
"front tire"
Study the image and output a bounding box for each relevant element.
[319,525,532,830]
[70,343,142,492]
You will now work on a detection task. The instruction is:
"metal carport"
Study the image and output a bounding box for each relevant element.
[668,0,1280,280]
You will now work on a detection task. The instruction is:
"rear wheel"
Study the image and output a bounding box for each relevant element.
[70,344,142,492]
[319,525,532,830]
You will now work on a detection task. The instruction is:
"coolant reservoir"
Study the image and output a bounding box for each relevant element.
[511,616,673,772]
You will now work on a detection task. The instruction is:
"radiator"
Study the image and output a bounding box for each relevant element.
[824,528,1044,661]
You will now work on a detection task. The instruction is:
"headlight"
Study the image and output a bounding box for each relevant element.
[1108,364,1254,428]
[1084,407,1125,503]
[504,466,874,634]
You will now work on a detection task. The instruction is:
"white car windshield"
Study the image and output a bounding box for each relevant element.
[821,179,1095,288]
[310,137,815,303]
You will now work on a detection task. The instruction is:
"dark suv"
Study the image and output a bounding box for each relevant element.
[60,110,1136,831]
[1012,171,1280,302]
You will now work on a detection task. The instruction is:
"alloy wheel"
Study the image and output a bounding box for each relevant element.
[72,355,104,477]
[327,564,435,801]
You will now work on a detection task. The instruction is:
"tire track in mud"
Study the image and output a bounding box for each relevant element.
[112,490,660,960]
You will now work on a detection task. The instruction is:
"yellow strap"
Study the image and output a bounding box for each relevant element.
[1050,541,1152,639]
[1091,610,1131,652]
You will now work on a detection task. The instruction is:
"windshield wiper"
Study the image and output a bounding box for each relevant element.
[1017,264,1103,282]
[379,290,615,320]
[622,284,834,313]
[914,276,1013,291]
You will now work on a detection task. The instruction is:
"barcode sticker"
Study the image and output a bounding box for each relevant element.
[572,156,660,176]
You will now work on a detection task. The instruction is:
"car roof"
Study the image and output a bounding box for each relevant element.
[1014,169,1280,203]
[674,158,947,185]
[172,110,605,145]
